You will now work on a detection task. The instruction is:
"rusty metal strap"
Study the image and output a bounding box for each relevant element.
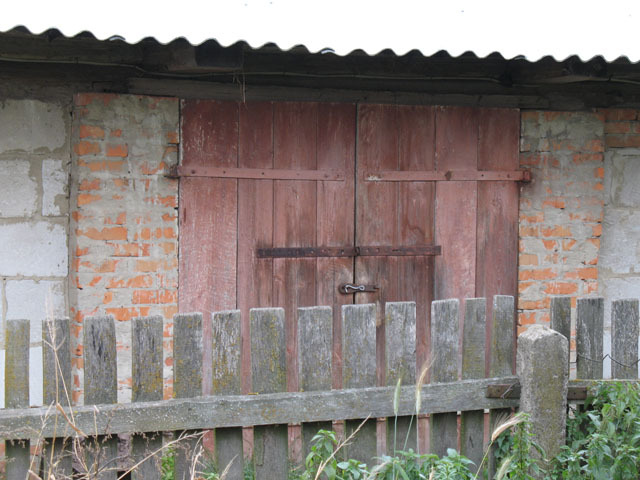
[257,245,441,259]
[168,165,346,181]
[365,169,531,182]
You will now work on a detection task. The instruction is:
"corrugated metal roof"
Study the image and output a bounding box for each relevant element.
[2,0,640,63]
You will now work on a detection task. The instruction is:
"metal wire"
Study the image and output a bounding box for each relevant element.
[569,353,640,369]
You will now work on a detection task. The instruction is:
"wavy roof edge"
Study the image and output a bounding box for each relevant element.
[2,25,637,66]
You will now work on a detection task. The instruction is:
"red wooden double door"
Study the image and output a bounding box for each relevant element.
[179,100,520,395]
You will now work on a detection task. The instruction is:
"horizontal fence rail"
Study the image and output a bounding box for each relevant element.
[2,295,638,479]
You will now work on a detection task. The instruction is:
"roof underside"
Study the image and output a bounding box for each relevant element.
[2,1,640,63]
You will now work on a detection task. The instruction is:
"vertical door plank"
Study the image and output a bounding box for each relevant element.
[611,299,639,379]
[251,308,288,479]
[180,99,239,396]
[84,316,118,480]
[430,299,459,457]
[237,101,274,395]
[173,313,203,480]
[385,302,417,454]
[298,306,333,450]
[273,102,318,395]
[460,298,486,468]
[316,103,356,391]
[435,106,478,302]
[342,303,377,464]
[5,319,30,480]
[576,298,604,380]
[476,108,520,373]
[356,105,398,394]
[212,310,244,479]
[488,296,516,477]
[131,316,163,480]
[42,318,73,478]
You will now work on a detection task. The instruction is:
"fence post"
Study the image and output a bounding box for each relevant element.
[430,299,459,458]
[611,299,640,379]
[41,318,73,477]
[173,312,203,480]
[131,316,163,480]
[517,325,568,475]
[212,310,244,479]
[84,315,118,480]
[576,298,604,379]
[251,308,288,479]
[5,319,30,480]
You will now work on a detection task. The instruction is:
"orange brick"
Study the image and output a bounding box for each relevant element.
[542,197,565,209]
[160,242,176,254]
[520,212,544,223]
[79,179,101,191]
[163,305,178,318]
[544,282,578,295]
[145,195,177,208]
[541,225,572,237]
[518,281,535,293]
[107,144,128,157]
[592,224,602,237]
[106,307,151,322]
[76,226,128,241]
[167,131,179,144]
[519,312,537,326]
[79,125,105,139]
[80,259,118,273]
[562,239,577,251]
[110,129,123,137]
[163,227,176,239]
[74,141,100,156]
[572,153,603,165]
[77,193,101,206]
[113,178,129,188]
[109,243,151,257]
[604,121,631,134]
[74,93,116,106]
[605,135,640,148]
[103,292,113,304]
[136,259,161,272]
[587,238,600,248]
[133,290,177,304]
[542,239,558,250]
[519,298,551,310]
[594,167,604,179]
[519,268,557,281]
[162,213,177,222]
[76,246,89,256]
[602,109,637,121]
[104,212,127,225]
[519,226,539,237]
[89,276,102,287]
[584,139,605,152]
[584,281,599,294]
[106,275,153,289]
[519,254,538,266]
[141,161,166,175]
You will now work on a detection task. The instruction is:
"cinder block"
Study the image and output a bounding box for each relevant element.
[0,221,67,276]
[6,280,66,343]
[42,159,68,216]
[0,159,38,217]
[0,100,66,152]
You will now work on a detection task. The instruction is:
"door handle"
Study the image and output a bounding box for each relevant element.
[338,283,379,294]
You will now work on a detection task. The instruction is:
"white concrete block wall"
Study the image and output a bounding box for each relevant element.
[0,99,70,407]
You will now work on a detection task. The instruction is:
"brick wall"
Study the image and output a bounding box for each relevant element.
[0,99,69,407]
[518,112,605,336]
[70,93,179,403]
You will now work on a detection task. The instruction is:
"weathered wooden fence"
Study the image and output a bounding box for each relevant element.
[1,295,638,479]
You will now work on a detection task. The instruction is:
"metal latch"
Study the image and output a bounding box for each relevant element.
[338,284,379,294]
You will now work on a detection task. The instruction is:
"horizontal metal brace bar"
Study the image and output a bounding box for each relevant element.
[365,169,531,182]
[257,245,441,258]
[169,165,346,181]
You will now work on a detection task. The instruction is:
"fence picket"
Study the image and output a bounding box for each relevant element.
[430,299,459,457]
[576,298,604,379]
[611,299,639,379]
[298,306,333,451]
[173,313,203,480]
[212,310,244,479]
[488,295,515,477]
[342,303,377,464]
[385,301,417,454]
[5,319,30,480]
[550,297,571,372]
[84,316,118,480]
[251,308,288,479]
[41,318,73,478]
[460,298,486,467]
[131,316,163,480]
